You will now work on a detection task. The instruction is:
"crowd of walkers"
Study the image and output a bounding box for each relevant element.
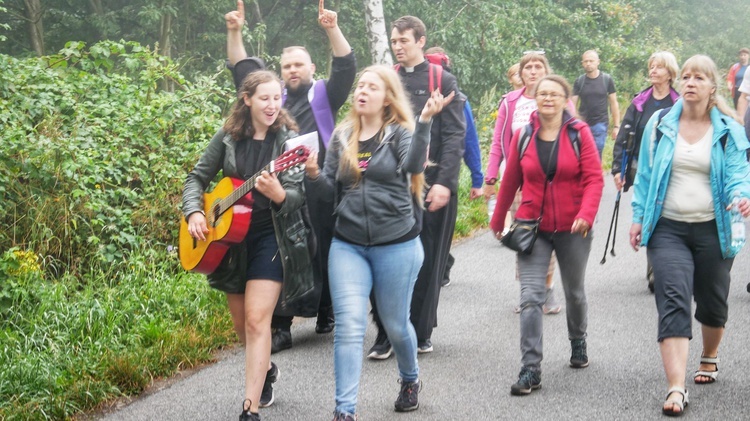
[181,1,750,419]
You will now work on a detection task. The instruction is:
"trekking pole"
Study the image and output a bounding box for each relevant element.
[600,191,620,264]
[610,193,620,257]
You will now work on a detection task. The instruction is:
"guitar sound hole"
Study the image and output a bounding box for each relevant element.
[212,206,221,227]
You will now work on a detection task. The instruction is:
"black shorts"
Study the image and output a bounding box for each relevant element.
[209,225,283,295]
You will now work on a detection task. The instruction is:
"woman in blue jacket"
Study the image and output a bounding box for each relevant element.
[629,55,750,416]
[305,65,449,421]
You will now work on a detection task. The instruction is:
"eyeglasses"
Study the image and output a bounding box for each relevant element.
[523,50,545,55]
[535,92,564,100]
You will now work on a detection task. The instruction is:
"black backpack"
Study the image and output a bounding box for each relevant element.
[517,120,586,160]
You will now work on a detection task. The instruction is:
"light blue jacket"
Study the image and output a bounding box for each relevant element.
[632,99,750,258]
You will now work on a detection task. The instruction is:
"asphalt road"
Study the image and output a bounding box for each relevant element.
[100,178,750,421]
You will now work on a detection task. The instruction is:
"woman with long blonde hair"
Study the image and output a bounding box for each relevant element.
[630,55,750,415]
[305,64,451,421]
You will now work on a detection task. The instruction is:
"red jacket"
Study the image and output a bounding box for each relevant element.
[490,110,604,233]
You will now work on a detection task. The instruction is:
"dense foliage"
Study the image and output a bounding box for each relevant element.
[3,0,750,102]
[1,1,748,418]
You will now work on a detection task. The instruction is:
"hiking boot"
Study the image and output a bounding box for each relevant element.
[510,366,542,396]
[570,338,589,368]
[394,379,421,412]
[259,362,280,408]
[239,400,261,421]
[367,329,392,360]
[543,287,562,314]
[332,410,357,421]
[316,307,335,334]
[271,328,292,354]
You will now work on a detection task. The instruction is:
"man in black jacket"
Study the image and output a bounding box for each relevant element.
[225,1,356,357]
[367,15,466,359]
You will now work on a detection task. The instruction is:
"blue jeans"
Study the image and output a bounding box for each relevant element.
[589,121,608,159]
[329,237,424,415]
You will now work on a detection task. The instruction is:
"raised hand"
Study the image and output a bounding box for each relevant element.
[318,6,338,29]
[420,89,455,122]
[225,0,245,31]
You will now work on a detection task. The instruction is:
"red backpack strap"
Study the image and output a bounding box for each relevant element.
[428,63,443,93]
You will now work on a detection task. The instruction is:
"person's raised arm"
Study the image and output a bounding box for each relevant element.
[226,0,248,66]
[318,5,351,57]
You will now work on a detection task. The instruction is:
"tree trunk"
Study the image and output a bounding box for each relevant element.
[362,0,392,66]
[159,3,173,92]
[24,0,44,56]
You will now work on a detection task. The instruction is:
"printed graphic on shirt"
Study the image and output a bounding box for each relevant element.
[358,151,373,171]
[512,95,538,134]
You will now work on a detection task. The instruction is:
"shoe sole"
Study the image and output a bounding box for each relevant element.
[259,365,281,408]
[569,361,589,368]
[417,346,433,354]
[394,403,419,412]
[510,384,542,396]
[315,325,334,334]
[543,306,562,315]
[367,348,393,360]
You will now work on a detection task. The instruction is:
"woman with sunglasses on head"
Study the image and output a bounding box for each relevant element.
[629,55,750,416]
[491,74,603,396]
[182,70,313,421]
[485,52,572,314]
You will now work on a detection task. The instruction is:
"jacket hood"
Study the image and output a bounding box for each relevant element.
[632,86,680,112]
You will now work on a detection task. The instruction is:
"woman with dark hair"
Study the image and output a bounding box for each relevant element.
[491,74,603,396]
[182,70,313,421]
[305,64,449,421]
[630,55,750,416]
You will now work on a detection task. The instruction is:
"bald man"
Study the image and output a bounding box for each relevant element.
[572,50,621,159]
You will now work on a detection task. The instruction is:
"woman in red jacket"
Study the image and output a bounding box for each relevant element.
[491,75,604,395]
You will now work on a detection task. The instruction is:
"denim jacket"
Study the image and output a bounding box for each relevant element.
[182,126,314,303]
[632,99,750,258]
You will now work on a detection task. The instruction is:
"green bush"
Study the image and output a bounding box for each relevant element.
[0,41,238,419]
[0,40,231,276]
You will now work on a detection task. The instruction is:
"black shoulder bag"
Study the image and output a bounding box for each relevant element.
[501,133,558,254]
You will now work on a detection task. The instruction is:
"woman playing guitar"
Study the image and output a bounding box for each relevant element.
[182,70,312,421]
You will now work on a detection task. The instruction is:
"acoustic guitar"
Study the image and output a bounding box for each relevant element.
[179,145,310,274]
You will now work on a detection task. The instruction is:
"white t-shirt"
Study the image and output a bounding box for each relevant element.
[739,68,750,95]
[511,95,537,135]
[662,127,715,223]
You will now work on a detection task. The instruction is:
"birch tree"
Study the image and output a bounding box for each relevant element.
[362,0,391,65]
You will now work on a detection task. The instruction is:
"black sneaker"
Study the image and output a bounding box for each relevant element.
[570,338,589,368]
[239,399,261,421]
[394,379,421,412]
[332,410,357,421]
[510,366,542,396]
[417,339,433,354]
[271,328,292,354]
[367,329,392,360]
[316,307,335,334]
[259,362,280,408]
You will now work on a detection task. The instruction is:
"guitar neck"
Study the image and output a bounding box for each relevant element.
[215,163,272,217]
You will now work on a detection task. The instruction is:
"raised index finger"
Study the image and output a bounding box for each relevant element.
[237,0,245,20]
[319,0,324,15]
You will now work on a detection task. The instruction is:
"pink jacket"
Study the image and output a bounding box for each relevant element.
[485,88,527,184]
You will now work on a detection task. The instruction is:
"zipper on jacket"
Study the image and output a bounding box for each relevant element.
[548,180,558,234]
